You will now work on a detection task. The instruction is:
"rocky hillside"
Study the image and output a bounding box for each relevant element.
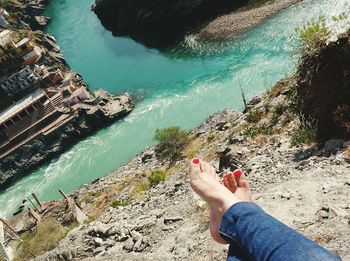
[295,33,350,140]
[33,76,350,260]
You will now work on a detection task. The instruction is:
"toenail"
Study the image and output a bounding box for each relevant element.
[233,169,243,178]
[192,158,200,164]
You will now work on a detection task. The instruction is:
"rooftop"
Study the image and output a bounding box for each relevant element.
[14,37,30,48]
[0,89,45,125]
[0,29,11,47]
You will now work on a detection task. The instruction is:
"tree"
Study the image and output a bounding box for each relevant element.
[154,126,190,163]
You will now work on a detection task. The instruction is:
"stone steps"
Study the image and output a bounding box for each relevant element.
[0,243,9,261]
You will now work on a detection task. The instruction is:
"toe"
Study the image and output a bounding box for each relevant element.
[190,158,202,178]
[200,160,217,178]
[223,176,230,190]
[199,159,209,172]
[227,173,238,192]
[233,169,250,189]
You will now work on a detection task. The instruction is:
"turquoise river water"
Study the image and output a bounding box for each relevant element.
[0,0,349,217]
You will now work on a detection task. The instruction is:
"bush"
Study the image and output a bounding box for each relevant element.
[271,103,288,124]
[132,181,150,194]
[111,200,129,208]
[243,124,273,137]
[154,126,190,163]
[148,170,166,187]
[291,126,317,146]
[296,13,348,52]
[246,108,263,123]
[296,15,330,51]
[15,219,71,260]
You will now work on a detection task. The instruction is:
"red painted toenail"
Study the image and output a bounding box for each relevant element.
[192,158,200,164]
[233,169,243,178]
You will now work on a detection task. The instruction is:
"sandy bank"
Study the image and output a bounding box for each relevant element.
[192,0,303,42]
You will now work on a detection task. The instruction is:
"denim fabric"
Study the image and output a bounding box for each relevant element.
[219,202,340,261]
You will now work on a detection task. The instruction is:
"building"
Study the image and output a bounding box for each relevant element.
[0,89,58,148]
[0,8,9,29]
[0,30,37,65]
[0,66,40,96]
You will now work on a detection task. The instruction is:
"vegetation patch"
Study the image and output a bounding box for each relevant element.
[246,108,264,123]
[243,123,274,137]
[271,102,288,125]
[207,134,215,142]
[291,126,317,146]
[185,138,204,159]
[111,200,129,208]
[296,13,348,52]
[15,219,74,261]
[132,181,150,195]
[154,126,190,164]
[148,170,166,187]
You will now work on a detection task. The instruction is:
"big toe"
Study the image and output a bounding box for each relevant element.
[233,169,250,190]
[189,158,202,179]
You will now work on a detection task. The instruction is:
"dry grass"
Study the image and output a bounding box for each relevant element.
[247,135,269,146]
[267,78,291,99]
[185,138,204,159]
[81,182,125,219]
[15,219,75,261]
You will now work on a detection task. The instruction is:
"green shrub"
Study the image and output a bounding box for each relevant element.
[271,103,288,124]
[0,1,12,9]
[291,126,317,146]
[133,181,150,194]
[15,219,71,260]
[154,126,190,163]
[111,200,129,208]
[296,13,348,52]
[296,15,329,51]
[243,124,273,137]
[148,170,166,187]
[207,133,215,142]
[246,108,263,123]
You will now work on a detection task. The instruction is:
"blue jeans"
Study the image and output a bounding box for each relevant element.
[219,202,340,261]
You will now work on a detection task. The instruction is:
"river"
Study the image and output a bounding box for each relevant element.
[0,0,349,217]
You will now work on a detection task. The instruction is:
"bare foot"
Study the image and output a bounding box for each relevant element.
[189,159,252,244]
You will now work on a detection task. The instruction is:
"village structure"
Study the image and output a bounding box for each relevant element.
[0,16,133,180]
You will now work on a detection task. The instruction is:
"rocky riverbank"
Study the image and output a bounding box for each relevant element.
[93,0,303,49]
[191,0,303,43]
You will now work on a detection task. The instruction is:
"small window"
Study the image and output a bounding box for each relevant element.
[40,97,47,104]
[19,111,27,118]
[26,106,35,113]
[12,116,20,123]
[5,120,13,127]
